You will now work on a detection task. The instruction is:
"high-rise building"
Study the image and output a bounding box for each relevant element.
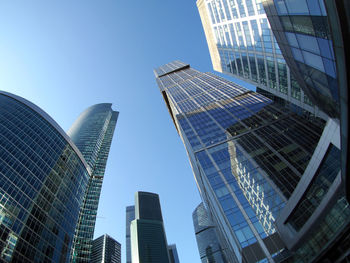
[130,192,171,263]
[0,91,90,262]
[258,1,350,261]
[193,203,227,263]
[196,0,328,119]
[125,206,135,263]
[154,61,341,262]
[168,244,180,263]
[91,234,121,263]
[197,0,350,260]
[260,0,349,198]
[68,104,118,262]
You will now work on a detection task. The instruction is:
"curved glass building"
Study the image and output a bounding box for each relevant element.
[68,104,118,263]
[0,91,90,262]
[193,203,227,263]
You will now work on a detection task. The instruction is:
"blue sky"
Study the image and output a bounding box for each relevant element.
[0,1,252,262]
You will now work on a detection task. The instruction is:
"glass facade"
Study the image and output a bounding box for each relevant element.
[155,62,324,262]
[125,206,135,263]
[0,92,90,262]
[286,144,341,231]
[91,234,121,263]
[261,0,339,118]
[193,203,227,263]
[286,193,350,263]
[68,104,118,263]
[197,0,322,117]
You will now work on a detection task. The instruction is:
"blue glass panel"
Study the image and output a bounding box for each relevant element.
[291,47,304,62]
[306,0,322,15]
[285,0,309,15]
[302,50,324,72]
[322,58,336,78]
[275,0,288,15]
[317,38,333,59]
[285,32,298,48]
[296,34,320,55]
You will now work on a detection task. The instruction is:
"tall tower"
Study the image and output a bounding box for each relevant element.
[68,104,118,262]
[125,206,135,263]
[154,61,329,262]
[0,91,90,263]
[130,192,170,263]
[196,0,327,119]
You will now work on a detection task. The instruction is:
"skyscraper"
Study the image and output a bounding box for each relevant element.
[259,0,349,201]
[91,234,121,263]
[130,192,171,263]
[168,244,180,263]
[68,104,118,262]
[197,0,349,260]
[196,0,327,119]
[258,1,350,261]
[0,91,90,262]
[154,61,333,262]
[125,205,135,263]
[193,203,227,263]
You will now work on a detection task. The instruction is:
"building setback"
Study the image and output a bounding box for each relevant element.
[68,104,118,262]
[154,61,336,262]
[130,192,171,263]
[91,234,121,263]
[0,91,90,262]
[125,205,135,263]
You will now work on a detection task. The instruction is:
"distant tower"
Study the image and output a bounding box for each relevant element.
[0,91,90,262]
[193,203,227,263]
[168,244,180,263]
[126,206,135,263]
[91,234,121,263]
[68,104,118,262]
[130,192,171,263]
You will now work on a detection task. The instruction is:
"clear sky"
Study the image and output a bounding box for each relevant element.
[0,1,252,262]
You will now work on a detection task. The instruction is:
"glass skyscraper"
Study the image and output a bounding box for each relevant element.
[154,61,329,262]
[258,1,350,261]
[260,0,349,202]
[130,192,171,263]
[68,104,118,263]
[197,0,350,260]
[0,91,90,262]
[196,0,328,119]
[125,206,135,263]
[193,203,227,263]
[261,0,338,117]
[91,234,121,263]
